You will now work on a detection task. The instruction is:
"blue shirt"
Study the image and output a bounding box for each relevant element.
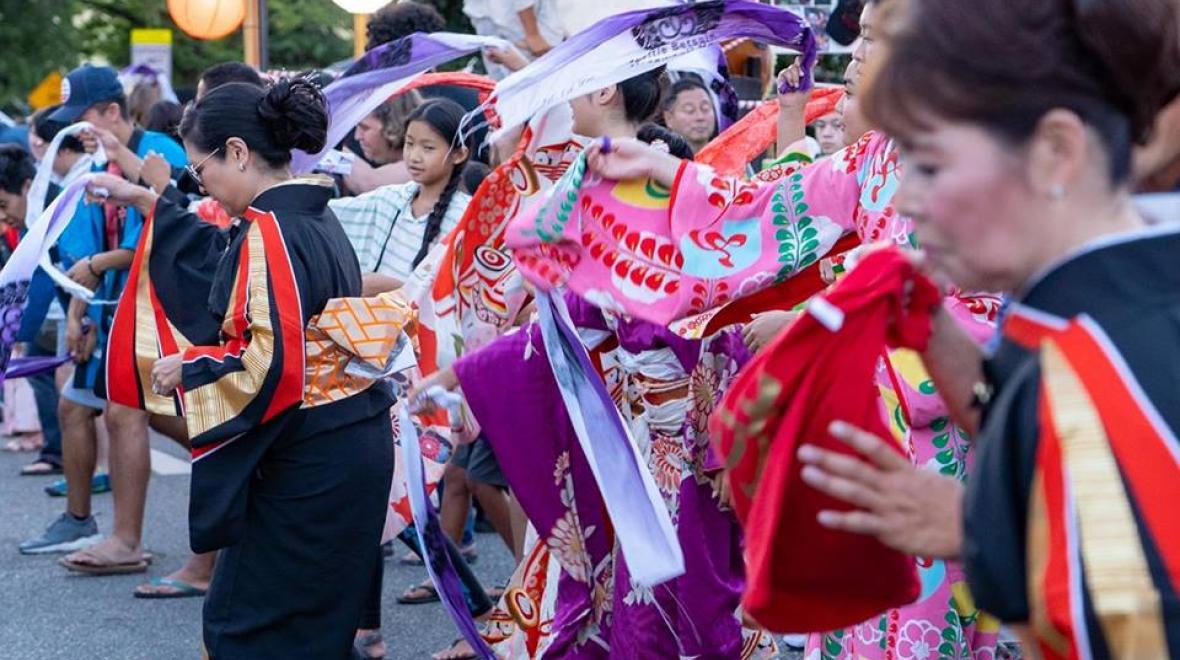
[20,130,186,387]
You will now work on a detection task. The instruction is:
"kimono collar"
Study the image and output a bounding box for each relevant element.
[1014,224,1180,322]
[248,175,336,216]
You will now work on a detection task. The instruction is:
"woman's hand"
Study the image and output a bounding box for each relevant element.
[709,469,732,510]
[139,153,172,194]
[777,57,810,111]
[585,138,682,186]
[406,367,461,414]
[85,173,157,213]
[741,310,798,352]
[486,45,530,72]
[151,353,184,396]
[797,421,965,559]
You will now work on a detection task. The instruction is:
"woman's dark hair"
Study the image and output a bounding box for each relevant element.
[461,161,490,195]
[617,67,667,124]
[863,0,1180,184]
[404,98,470,268]
[662,77,710,114]
[180,77,328,168]
[638,124,695,160]
[199,62,264,92]
[146,101,184,142]
[366,2,446,51]
[0,145,35,195]
[32,106,84,153]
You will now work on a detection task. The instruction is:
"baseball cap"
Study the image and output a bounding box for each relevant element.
[49,65,125,124]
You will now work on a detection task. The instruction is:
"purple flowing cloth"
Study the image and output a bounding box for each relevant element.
[455,320,616,657]
[5,355,72,380]
[454,295,760,655]
[398,408,496,659]
[290,32,508,173]
[488,0,817,141]
[0,174,94,386]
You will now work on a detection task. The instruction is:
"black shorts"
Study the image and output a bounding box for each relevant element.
[450,436,507,488]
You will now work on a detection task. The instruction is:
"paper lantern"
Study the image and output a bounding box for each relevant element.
[167,0,247,40]
[330,0,391,13]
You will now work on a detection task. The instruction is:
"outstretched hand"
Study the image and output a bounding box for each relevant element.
[797,421,965,559]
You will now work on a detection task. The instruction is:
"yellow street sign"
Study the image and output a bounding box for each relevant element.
[27,71,63,110]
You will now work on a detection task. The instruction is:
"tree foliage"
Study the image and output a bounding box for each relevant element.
[0,0,478,112]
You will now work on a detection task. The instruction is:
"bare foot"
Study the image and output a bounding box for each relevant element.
[355,629,386,659]
[62,536,145,567]
[432,638,476,660]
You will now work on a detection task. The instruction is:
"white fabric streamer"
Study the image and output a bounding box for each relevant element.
[25,121,107,230]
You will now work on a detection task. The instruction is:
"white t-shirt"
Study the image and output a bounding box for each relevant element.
[330,182,471,282]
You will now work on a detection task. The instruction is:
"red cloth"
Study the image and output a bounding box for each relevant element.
[709,248,937,633]
[804,87,843,125]
[694,87,845,177]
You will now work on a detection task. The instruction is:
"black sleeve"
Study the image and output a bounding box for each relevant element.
[962,354,1042,623]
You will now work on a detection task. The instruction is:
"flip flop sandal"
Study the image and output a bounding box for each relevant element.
[398,550,424,566]
[60,545,151,576]
[133,576,208,599]
[432,638,478,660]
[353,631,386,660]
[20,460,63,476]
[396,582,440,605]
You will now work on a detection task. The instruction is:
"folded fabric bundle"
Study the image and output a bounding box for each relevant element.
[710,247,938,633]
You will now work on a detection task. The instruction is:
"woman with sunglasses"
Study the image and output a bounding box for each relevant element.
[87,78,397,658]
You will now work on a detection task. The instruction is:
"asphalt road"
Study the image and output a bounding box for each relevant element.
[0,432,517,659]
[0,432,803,659]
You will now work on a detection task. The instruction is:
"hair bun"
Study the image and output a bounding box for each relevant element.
[257,77,330,154]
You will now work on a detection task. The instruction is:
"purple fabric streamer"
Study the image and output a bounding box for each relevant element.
[291,32,508,173]
[0,173,95,387]
[398,408,495,659]
[488,0,817,140]
[5,355,72,380]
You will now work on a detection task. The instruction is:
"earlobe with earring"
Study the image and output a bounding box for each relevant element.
[238,162,246,172]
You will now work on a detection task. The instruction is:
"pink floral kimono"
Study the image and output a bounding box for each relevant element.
[507,131,1002,659]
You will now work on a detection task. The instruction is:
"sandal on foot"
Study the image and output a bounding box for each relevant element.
[398,550,424,566]
[60,544,150,576]
[353,631,386,659]
[20,460,63,476]
[396,581,440,605]
[134,576,208,599]
[432,638,478,660]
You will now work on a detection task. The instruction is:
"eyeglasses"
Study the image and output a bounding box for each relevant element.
[186,147,222,187]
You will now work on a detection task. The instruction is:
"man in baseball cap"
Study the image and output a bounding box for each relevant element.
[49,64,126,125]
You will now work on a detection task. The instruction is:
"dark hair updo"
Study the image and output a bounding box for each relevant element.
[179,77,329,168]
[863,0,1180,184]
[617,67,668,125]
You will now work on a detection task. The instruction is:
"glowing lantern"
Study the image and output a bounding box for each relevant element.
[330,0,392,13]
[167,0,247,40]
